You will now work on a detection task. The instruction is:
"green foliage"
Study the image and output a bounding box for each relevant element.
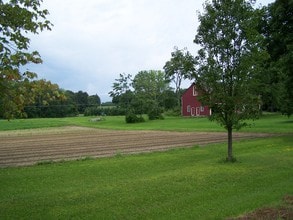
[62,90,79,116]
[161,89,178,111]
[84,106,125,116]
[260,0,293,116]
[23,90,102,118]
[194,0,267,160]
[74,91,88,113]
[125,111,145,123]
[164,107,181,116]
[133,70,169,119]
[109,71,174,119]
[0,0,52,119]
[0,136,292,219]
[164,47,195,106]
[23,80,69,118]
[147,106,164,120]
[87,94,101,107]
[109,73,133,107]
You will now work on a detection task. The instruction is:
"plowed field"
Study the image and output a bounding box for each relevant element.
[0,127,273,167]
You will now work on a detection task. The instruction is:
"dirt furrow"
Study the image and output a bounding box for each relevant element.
[0,127,274,167]
[0,136,222,159]
[0,134,240,157]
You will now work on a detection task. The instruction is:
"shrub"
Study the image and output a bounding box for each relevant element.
[148,108,164,120]
[164,107,181,116]
[125,112,145,123]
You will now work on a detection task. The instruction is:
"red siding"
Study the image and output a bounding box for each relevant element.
[181,84,211,117]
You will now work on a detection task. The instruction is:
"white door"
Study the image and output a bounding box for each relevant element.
[196,107,200,116]
[191,107,195,116]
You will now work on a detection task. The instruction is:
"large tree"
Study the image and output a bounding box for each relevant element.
[0,0,52,119]
[132,70,168,120]
[194,0,266,161]
[261,0,293,116]
[164,47,195,107]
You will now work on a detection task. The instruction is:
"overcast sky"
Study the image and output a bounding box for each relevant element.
[28,0,274,102]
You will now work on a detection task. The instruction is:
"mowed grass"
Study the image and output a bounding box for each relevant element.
[0,112,292,133]
[0,136,292,219]
[0,113,292,219]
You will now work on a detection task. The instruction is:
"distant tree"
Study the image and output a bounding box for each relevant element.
[161,89,178,111]
[164,47,195,107]
[74,91,89,114]
[132,70,168,120]
[88,94,101,107]
[261,0,293,116]
[63,90,78,116]
[109,73,133,111]
[24,80,67,118]
[0,0,52,119]
[101,102,115,107]
[194,0,266,161]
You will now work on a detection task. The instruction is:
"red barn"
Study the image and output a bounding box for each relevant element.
[181,83,211,117]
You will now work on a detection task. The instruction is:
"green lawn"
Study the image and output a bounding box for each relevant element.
[0,113,292,219]
[0,136,292,219]
[0,112,292,133]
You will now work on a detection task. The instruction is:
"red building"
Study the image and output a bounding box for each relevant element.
[181,83,211,117]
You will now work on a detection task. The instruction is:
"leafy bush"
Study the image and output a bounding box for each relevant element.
[164,107,181,116]
[125,112,145,123]
[147,108,164,120]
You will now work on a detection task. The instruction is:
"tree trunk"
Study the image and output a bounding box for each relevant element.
[227,126,233,161]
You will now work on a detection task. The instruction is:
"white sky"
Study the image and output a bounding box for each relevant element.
[28,0,275,102]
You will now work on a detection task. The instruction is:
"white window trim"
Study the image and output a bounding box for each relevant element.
[193,86,198,96]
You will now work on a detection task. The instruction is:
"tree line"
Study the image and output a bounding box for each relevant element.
[0,77,101,118]
[23,84,101,118]
[1,0,291,120]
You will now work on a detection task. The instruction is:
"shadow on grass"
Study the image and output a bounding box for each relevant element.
[227,195,293,220]
[279,120,293,124]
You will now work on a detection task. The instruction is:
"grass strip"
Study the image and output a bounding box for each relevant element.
[1,113,292,133]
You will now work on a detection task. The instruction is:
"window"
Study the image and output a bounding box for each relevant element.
[193,86,198,96]
[200,106,204,112]
[187,105,191,113]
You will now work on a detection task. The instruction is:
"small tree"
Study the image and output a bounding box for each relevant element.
[194,0,267,161]
[109,73,133,111]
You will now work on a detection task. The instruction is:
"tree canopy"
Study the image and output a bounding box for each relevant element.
[0,0,52,119]
[194,0,266,161]
[132,70,168,120]
[108,73,133,111]
[261,0,293,116]
[164,47,195,107]
[109,70,175,122]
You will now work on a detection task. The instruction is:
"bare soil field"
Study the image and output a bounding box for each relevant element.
[0,126,274,167]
